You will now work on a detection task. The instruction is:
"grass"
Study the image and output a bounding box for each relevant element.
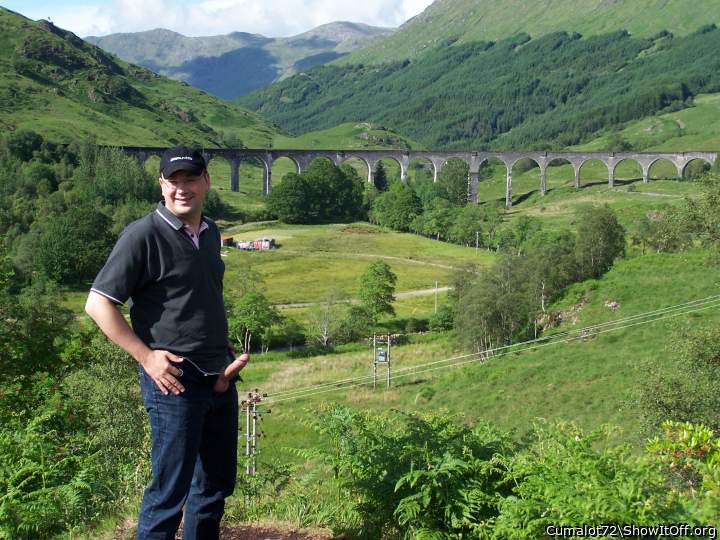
[238,248,720,471]
[222,222,490,306]
[469,160,699,233]
[577,92,720,152]
[273,122,423,150]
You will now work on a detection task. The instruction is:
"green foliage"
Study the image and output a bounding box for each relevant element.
[295,404,514,539]
[429,304,454,332]
[370,182,423,231]
[357,261,397,322]
[493,421,687,537]
[438,159,469,206]
[631,209,693,254]
[35,206,114,284]
[637,324,720,435]
[0,326,149,539]
[241,28,720,149]
[292,404,713,538]
[72,145,158,207]
[266,160,365,224]
[228,290,283,352]
[203,188,226,219]
[647,421,720,521]
[575,205,626,279]
[683,173,720,249]
[337,305,375,344]
[454,208,624,355]
[373,160,388,192]
[0,275,73,389]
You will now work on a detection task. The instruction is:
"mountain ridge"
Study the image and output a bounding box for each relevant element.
[86,22,395,99]
[338,0,720,65]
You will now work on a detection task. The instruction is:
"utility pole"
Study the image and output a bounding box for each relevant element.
[434,280,438,314]
[241,389,270,476]
[476,231,479,254]
[373,334,377,389]
[372,333,392,389]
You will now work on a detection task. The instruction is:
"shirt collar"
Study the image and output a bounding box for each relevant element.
[155,201,208,232]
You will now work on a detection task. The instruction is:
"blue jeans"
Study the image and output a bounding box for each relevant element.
[137,362,238,540]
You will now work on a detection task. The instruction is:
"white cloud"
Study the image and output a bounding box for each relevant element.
[21,0,435,37]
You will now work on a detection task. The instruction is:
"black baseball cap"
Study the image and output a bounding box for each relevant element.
[159,146,206,178]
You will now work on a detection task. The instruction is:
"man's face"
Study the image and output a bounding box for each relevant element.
[159,169,210,220]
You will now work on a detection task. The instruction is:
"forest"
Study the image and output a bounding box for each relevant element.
[240,26,720,150]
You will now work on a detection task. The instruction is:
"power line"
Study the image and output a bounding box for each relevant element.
[268,295,720,400]
[268,294,720,400]
[266,297,720,404]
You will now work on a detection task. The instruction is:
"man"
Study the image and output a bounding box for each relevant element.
[85,146,248,539]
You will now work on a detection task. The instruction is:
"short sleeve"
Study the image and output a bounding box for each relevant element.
[90,228,146,305]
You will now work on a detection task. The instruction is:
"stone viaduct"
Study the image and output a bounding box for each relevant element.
[120,147,718,208]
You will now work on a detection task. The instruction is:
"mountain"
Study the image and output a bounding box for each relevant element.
[341,0,720,65]
[0,7,280,147]
[239,23,720,150]
[85,22,394,100]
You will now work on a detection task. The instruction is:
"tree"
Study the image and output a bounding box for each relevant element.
[306,293,345,348]
[683,174,720,249]
[227,291,282,352]
[266,172,313,223]
[358,261,397,322]
[525,231,578,334]
[370,183,422,231]
[203,189,225,219]
[337,305,375,343]
[373,161,388,192]
[448,204,486,246]
[35,205,114,284]
[423,198,455,240]
[454,254,534,356]
[638,324,720,435]
[575,205,626,279]
[266,161,364,224]
[438,159,469,206]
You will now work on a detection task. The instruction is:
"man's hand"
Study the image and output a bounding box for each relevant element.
[213,353,250,393]
[141,350,185,396]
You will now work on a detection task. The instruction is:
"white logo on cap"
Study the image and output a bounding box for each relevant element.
[170,156,193,162]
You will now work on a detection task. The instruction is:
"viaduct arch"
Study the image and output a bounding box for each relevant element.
[119,147,717,208]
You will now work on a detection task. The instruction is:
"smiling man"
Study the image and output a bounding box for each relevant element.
[85,146,248,539]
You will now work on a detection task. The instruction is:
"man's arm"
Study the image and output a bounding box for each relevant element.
[85,291,185,395]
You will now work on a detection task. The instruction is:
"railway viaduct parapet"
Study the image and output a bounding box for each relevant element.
[119,147,718,208]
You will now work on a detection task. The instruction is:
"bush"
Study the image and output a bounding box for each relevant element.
[429,303,454,331]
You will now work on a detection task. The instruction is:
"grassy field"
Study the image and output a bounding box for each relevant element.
[577,92,720,152]
[273,122,423,150]
[237,248,720,473]
[222,222,488,308]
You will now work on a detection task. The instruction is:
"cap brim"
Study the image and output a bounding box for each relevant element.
[162,162,205,178]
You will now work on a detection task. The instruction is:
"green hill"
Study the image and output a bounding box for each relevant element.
[0,7,279,147]
[578,92,720,151]
[239,27,720,149]
[341,0,720,65]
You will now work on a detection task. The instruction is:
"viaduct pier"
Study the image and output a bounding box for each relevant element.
[120,147,717,208]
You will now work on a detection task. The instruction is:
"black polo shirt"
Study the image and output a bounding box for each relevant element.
[91,202,228,371]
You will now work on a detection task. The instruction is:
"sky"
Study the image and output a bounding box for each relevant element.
[3,0,435,37]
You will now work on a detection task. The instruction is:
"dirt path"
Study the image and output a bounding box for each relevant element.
[274,286,452,309]
[111,520,335,540]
